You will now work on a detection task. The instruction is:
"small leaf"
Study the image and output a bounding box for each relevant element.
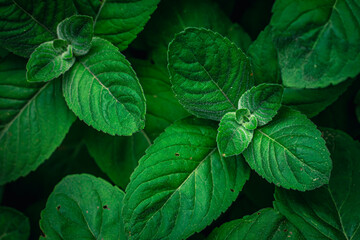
[217,112,253,157]
[235,108,258,130]
[243,107,332,191]
[0,207,30,240]
[57,15,93,56]
[26,40,75,82]
[238,83,283,126]
[207,208,304,240]
[63,37,146,136]
[40,174,126,240]
[168,27,254,121]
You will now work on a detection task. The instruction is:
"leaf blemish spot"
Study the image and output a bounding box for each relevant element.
[175,153,180,157]
[56,205,61,211]
[230,189,234,192]
[103,205,109,209]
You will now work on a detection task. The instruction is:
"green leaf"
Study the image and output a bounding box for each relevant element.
[62,37,146,136]
[0,0,76,57]
[84,129,151,189]
[217,112,254,157]
[168,27,254,121]
[243,107,332,191]
[57,15,93,56]
[73,0,159,51]
[0,206,30,240]
[26,40,75,82]
[270,0,360,88]
[274,129,360,240]
[123,117,250,240]
[0,56,75,185]
[238,83,283,126]
[235,109,258,130]
[40,174,126,240]
[207,208,304,240]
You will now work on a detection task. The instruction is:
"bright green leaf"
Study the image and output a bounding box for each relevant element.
[26,41,75,82]
[243,107,332,191]
[0,56,75,185]
[0,206,30,240]
[270,0,360,88]
[238,83,283,126]
[217,112,254,157]
[123,117,250,240]
[274,129,360,240]
[235,109,258,130]
[168,27,254,121]
[62,37,146,136]
[0,0,76,57]
[40,174,126,240]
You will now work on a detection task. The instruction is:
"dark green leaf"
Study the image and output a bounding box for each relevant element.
[0,206,30,240]
[168,27,254,121]
[62,37,146,136]
[243,107,332,191]
[123,117,250,240]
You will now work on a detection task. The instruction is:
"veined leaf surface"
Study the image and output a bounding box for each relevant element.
[0,207,30,240]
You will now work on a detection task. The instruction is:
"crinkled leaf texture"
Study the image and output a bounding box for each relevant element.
[0,56,75,185]
[270,0,360,88]
[0,206,30,240]
[73,0,159,50]
[243,107,332,191]
[57,15,93,56]
[122,117,250,240]
[274,129,360,240]
[0,0,76,57]
[207,208,304,240]
[40,174,126,240]
[168,27,254,121]
[63,37,146,136]
[26,40,75,82]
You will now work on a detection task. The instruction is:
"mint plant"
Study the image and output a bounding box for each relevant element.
[0,0,359,239]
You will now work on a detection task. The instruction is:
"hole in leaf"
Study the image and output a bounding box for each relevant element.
[257,212,261,215]
[175,153,180,157]
[230,189,234,192]
[56,205,61,211]
[284,229,288,232]
[103,205,108,209]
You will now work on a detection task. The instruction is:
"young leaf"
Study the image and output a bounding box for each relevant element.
[0,207,30,240]
[243,107,332,191]
[62,37,146,136]
[122,117,250,240]
[274,129,360,240]
[0,0,76,57]
[217,112,254,157]
[207,208,304,240]
[0,56,76,185]
[57,15,93,56]
[40,174,126,240]
[270,0,360,88]
[73,0,159,51]
[235,108,258,130]
[26,40,75,82]
[168,27,254,121]
[238,83,283,126]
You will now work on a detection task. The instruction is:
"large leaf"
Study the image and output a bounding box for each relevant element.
[0,206,30,240]
[40,174,126,240]
[270,0,360,88]
[122,117,250,240]
[243,107,332,191]
[0,55,75,185]
[63,37,146,136]
[274,129,360,240]
[73,0,159,51]
[168,27,254,121]
[207,208,304,240]
[0,0,76,57]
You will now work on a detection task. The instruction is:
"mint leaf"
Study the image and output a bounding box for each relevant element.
[62,37,146,136]
[57,15,93,56]
[40,174,126,240]
[0,207,30,240]
[122,117,250,240]
[217,112,254,157]
[0,56,75,185]
[0,0,76,57]
[235,108,258,130]
[270,0,360,88]
[243,107,332,191]
[274,129,360,240]
[168,27,254,121]
[238,83,283,126]
[207,208,304,240]
[26,40,75,82]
